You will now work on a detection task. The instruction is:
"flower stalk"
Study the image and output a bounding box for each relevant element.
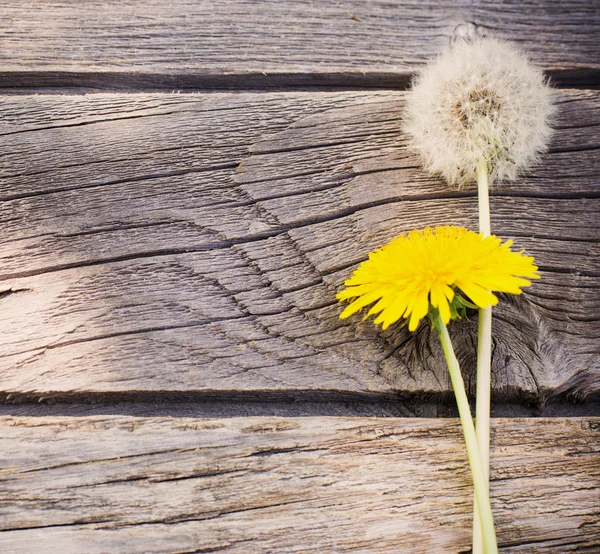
[474,158,493,553]
[477,158,491,235]
[434,310,498,554]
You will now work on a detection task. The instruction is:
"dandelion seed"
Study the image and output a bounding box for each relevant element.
[404,36,555,187]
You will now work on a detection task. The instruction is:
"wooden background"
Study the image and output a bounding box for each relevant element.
[0,1,598,552]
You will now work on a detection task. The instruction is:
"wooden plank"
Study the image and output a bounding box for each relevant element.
[0,1,598,89]
[0,416,597,553]
[0,90,598,404]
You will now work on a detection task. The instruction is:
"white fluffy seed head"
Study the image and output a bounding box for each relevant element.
[404,36,555,187]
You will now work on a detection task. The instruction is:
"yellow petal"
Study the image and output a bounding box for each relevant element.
[408,292,429,331]
[456,280,498,309]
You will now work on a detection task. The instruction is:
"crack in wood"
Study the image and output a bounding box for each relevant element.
[0,162,240,202]
[0,288,31,301]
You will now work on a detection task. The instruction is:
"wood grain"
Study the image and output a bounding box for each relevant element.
[0,416,597,553]
[0,90,598,405]
[0,1,598,89]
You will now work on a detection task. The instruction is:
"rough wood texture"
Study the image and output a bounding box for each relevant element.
[1,90,598,405]
[0,416,597,553]
[0,3,597,553]
[0,1,599,89]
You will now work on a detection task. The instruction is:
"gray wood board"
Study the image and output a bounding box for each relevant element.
[0,1,598,89]
[0,90,598,404]
[0,416,598,553]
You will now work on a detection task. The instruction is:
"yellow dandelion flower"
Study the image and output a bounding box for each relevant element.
[337,226,538,332]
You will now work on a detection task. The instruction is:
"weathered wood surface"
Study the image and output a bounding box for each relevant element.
[1,89,598,406]
[0,416,597,553]
[0,1,599,89]
[0,2,597,554]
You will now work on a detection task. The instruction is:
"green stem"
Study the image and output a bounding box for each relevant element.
[435,311,498,554]
[474,158,493,554]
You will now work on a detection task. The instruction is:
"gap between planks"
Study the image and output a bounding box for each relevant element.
[1,69,599,93]
[0,394,598,419]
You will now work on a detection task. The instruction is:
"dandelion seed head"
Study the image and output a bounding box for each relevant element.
[404,37,555,187]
